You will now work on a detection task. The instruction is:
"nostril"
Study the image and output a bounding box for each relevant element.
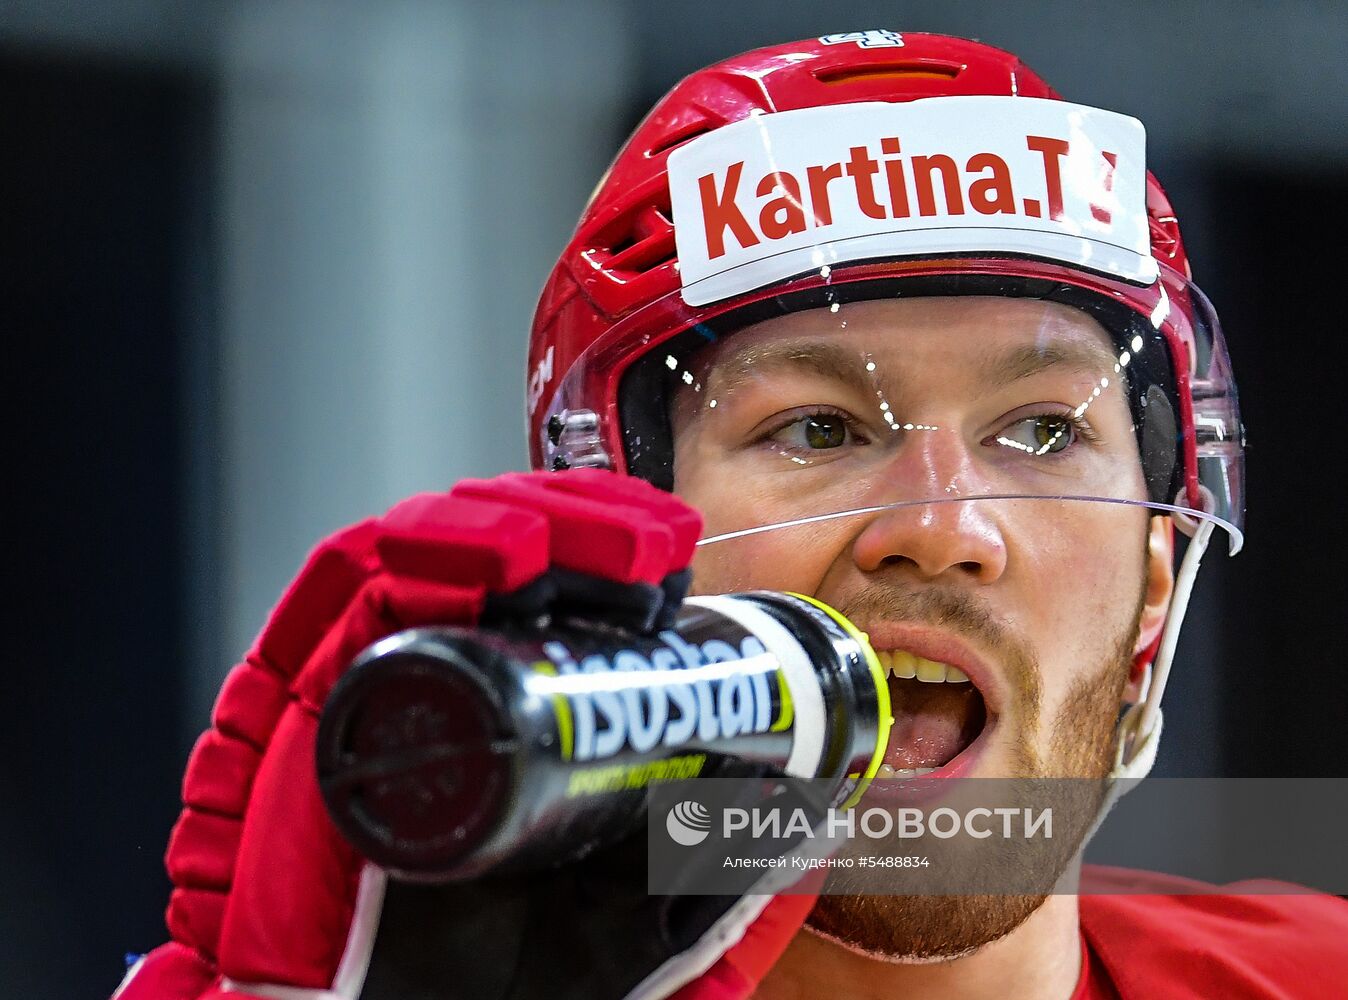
[957,561,982,573]
[882,554,919,570]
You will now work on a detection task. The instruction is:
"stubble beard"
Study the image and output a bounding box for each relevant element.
[804,577,1146,963]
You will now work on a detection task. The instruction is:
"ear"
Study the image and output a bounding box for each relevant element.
[1124,517,1175,702]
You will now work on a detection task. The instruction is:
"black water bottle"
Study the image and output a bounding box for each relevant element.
[315,591,889,881]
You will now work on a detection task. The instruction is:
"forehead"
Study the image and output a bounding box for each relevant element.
[700,296,1119,389]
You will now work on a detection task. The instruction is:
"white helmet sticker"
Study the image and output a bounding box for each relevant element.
[819,30,905,49]
[667,96,1155,306]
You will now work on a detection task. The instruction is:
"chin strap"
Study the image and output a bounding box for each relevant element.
[1123,516,1216,770]
[1097,516,1216,833]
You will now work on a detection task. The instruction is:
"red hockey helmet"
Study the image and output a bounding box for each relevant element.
[527,32,1240,552]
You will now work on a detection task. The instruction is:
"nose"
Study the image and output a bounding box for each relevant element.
[850,429,1008,584]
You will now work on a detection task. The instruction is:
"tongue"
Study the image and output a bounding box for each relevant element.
[886,679,983,770]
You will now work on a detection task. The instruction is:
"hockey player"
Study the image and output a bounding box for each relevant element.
[115,32,1348,1000]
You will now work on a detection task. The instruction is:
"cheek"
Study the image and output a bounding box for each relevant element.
[1010,502,1147,713]
[688,529,846,596]
[675,435,850,594]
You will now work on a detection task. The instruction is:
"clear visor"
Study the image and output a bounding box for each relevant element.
[587,270,1244,560]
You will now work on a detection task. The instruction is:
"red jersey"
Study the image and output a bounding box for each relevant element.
[1074,867,1348,999]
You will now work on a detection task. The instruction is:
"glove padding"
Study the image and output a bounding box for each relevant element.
[115,470,817,1000]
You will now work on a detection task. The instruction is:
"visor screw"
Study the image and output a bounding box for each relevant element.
[546,414,565,445]
[551,455,571,471]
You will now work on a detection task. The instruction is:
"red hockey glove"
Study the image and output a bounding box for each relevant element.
[114,469,815,1000]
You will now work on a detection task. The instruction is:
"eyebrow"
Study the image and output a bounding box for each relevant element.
[977,340,1121,385]
[707,340,877,397]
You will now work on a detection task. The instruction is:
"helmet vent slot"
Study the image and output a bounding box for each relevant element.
[646,121,713,158]
[598,204,676,274]
[814,61,962,85]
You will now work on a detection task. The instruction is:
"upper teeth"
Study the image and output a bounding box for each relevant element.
[875,649,970,684]
[876,764,938,778]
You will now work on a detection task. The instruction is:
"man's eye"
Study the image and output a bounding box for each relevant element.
[996,414,1076,455]
[770,412,855,450]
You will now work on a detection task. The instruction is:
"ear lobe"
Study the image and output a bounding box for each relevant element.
[1125,517,1175,702]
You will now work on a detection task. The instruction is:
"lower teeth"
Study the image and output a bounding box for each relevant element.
[876,764,938,778]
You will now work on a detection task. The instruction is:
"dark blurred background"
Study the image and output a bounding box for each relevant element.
[3,2,1346,995]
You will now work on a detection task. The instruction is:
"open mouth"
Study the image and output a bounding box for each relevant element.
[872,648,992,778]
